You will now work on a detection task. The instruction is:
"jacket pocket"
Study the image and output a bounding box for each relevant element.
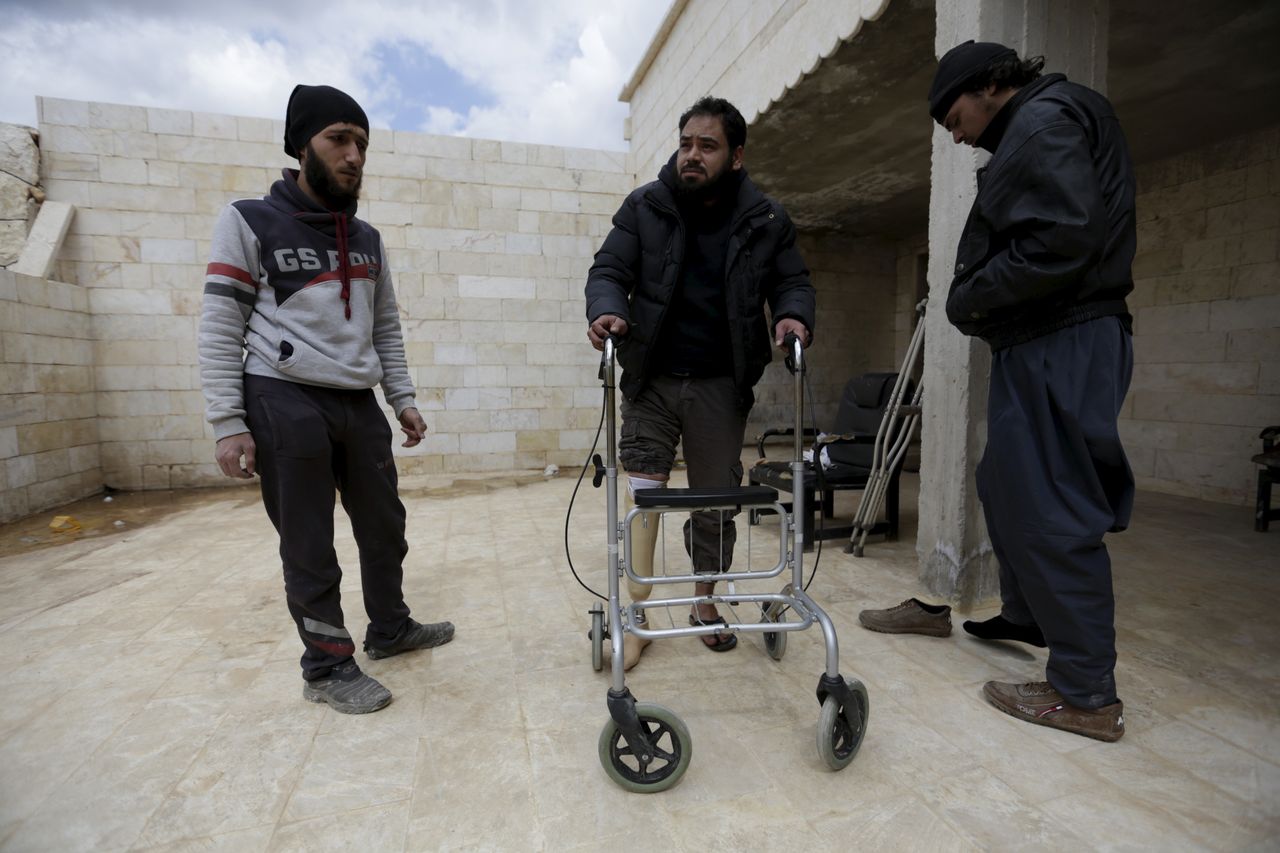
[954,222,988,282]
[276,339,300,371]
[738,248,765,301]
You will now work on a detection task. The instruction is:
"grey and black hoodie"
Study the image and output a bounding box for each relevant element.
[198,169,416,440]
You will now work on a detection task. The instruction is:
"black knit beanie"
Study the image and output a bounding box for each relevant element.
[283,84,370,159]
[927,40,1018,123]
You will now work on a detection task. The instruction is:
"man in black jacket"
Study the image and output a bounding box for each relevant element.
[930,42,1136,741]
[586,97,815,670]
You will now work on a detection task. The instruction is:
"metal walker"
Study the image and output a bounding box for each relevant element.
[587,335,869,792]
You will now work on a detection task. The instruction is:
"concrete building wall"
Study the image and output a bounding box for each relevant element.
[919,0,1110,604]
[624,0,892,183]
[894,236,929,367]
[0,268,101,522]
[35,97,633,491]
[749,232,899,438]
[1123,123,1280,504]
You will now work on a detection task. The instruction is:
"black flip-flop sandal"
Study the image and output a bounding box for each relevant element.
[689,614,738,652]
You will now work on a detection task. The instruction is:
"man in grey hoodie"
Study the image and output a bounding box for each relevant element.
[199,84,452,714]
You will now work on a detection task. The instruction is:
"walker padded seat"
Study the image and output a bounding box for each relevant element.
[633,485,778,509]
[749,373,906,548]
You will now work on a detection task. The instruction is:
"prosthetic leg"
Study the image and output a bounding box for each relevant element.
[623,478,663,670]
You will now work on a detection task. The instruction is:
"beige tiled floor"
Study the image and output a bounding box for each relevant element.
[0,468,1276,852]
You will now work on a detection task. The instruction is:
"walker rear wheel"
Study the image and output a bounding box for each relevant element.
[817,679,869,770]
[760,602,787,661]
[598,702,692,793]
[589,606,605,672]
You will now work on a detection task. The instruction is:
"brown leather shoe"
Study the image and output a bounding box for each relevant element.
[982,681,1125,742]
[858,598,952,637]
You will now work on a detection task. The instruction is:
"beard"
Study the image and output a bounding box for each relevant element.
[303,143,362,209]
[675,160,733,202]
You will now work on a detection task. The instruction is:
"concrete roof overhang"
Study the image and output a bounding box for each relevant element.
[746,0,936,238]
[741,0,1280,237]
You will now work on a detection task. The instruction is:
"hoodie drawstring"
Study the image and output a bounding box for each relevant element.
[333,211,352,320]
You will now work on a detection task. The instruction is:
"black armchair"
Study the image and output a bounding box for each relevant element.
[748,373,905,550]
[1254,426,1280,532]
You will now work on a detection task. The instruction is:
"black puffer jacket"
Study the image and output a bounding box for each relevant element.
[947,74,1136,350]
[585,155,815,402]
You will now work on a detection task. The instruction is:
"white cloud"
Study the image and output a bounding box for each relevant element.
[421,105,467,137]
[453,21,631,147]
[0,0,668,150]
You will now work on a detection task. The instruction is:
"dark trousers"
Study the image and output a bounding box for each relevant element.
[976,317,1134,709]
[619,375,749,572]
[245,374,411,680]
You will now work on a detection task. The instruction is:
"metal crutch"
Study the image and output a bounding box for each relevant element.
[847,298,926,557]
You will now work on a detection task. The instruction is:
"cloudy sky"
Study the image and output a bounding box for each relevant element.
[0,0,669,151]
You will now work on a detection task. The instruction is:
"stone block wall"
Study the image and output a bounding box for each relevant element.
[0,268,101,522]
[36,97,632,490]
[624,0,892,182]
[15,91,1274,511]
[1123,124,1280,504]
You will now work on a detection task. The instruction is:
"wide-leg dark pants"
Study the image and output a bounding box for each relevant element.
[619,375,749,573]
[976,317,1134,709]
[245,374,411,681]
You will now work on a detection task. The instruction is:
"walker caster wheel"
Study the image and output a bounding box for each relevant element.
[817,678,869,770]
[589,605,606,672]
[598,702,692,793]
[760,602,787,661]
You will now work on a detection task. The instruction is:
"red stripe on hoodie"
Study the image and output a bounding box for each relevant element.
[206,262,256,287]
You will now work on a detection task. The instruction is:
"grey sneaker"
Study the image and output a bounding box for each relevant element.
[302,662,392,714]
[365,618,455,660]
[858,598,952,637]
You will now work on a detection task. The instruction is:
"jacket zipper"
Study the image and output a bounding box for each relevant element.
[643,189,770,387]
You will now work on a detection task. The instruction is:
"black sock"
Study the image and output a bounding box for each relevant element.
[911,598,950,615]
[962,615,1047,648]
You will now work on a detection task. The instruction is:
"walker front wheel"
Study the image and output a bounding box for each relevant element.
[598,702,692,793]
[817,679,869,770]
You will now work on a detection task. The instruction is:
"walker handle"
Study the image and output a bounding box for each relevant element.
[599,335,620,380]
[783,332,804,374]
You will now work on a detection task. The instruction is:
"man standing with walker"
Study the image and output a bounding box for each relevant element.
[586,96,815,670]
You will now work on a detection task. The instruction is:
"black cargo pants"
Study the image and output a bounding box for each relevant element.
[245,374,411,680]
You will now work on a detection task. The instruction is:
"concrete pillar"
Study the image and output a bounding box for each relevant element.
[918,0,1109,606]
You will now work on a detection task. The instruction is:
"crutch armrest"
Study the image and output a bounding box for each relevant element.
[816,432,874,446]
